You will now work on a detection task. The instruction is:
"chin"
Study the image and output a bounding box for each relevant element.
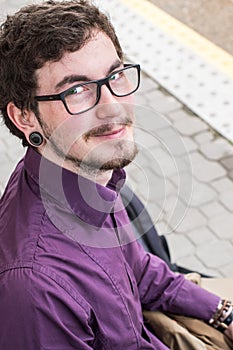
[100,143,138,171]
[100,157,134,171]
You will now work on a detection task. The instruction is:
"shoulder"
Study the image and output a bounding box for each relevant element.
[0,266,95,349]
[0,265,90,316]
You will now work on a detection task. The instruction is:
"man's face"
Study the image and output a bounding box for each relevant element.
[35,31,137,175]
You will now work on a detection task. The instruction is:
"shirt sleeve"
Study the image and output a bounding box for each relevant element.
[0,267,96,350]
[127,241,220,322]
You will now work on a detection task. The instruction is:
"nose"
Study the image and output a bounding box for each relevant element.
[95,85,123,120]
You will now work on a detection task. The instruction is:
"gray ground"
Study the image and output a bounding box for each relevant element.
[149,0,233,55]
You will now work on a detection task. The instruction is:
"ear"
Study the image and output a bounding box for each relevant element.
[7,102,41,141]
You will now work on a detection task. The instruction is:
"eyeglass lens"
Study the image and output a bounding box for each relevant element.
[64,65,139,114]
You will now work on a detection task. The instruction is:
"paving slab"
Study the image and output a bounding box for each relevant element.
[196,240,233,269]
[220,190,233,212]
[220,155,233,170]
[174,207,207,233]
[200,139,233,160]
[147,90,183,114]
[187,227,216,246]
[192,158,226,183]
[194,130,215,145]
[173,116,209,136]
[166,233,195,261]
[176,255,210,275]
[180,136,198,153]
[211,177,233,193]
[208,213,233,239]
[186,180,217,207]
[167,109,194,123]
[200,201,228,219]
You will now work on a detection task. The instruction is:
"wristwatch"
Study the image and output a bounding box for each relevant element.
[217,310,233,333]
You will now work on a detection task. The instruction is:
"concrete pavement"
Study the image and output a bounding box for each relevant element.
[127,71,233,277]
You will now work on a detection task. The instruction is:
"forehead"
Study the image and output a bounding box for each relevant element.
[36,31,120,93]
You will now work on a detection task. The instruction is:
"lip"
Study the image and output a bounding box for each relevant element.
[92,126,127,139]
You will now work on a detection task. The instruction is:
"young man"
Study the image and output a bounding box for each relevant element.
[0,1,232,349]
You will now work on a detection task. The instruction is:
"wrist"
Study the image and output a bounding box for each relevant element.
[209,299,233,333]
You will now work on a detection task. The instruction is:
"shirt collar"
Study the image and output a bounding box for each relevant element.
[24,147,126,227]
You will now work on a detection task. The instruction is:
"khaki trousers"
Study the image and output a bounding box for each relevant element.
[143,277,233,350]
[144,311,233,350]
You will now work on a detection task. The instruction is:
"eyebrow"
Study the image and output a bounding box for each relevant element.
[55,59,123,91]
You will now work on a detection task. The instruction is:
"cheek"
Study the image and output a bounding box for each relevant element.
[39,102,86,133]
[39,102,69,127]
[57,115,95,143]
[121,94,135,119]
[120,93,135,106]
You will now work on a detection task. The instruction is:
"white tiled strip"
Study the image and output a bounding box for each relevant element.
[97,0,233,142]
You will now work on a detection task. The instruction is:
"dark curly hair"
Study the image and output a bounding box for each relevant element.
[0,0,123,146]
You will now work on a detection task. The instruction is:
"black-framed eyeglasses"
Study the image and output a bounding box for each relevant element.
[35,63,141,115]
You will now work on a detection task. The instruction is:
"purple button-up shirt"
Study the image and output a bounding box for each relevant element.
[0,148,219,349]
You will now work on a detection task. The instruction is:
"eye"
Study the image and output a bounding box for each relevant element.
[109,71,122,82]
[67,85,86,96]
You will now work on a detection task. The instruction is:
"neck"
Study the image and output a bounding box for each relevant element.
[38,147,113,187]
[75,167,113,186]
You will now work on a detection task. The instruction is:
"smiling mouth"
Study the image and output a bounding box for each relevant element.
[93,126,126,138]
[85,118,133,140]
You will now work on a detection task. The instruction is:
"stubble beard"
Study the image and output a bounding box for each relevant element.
[38,115,138,176]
